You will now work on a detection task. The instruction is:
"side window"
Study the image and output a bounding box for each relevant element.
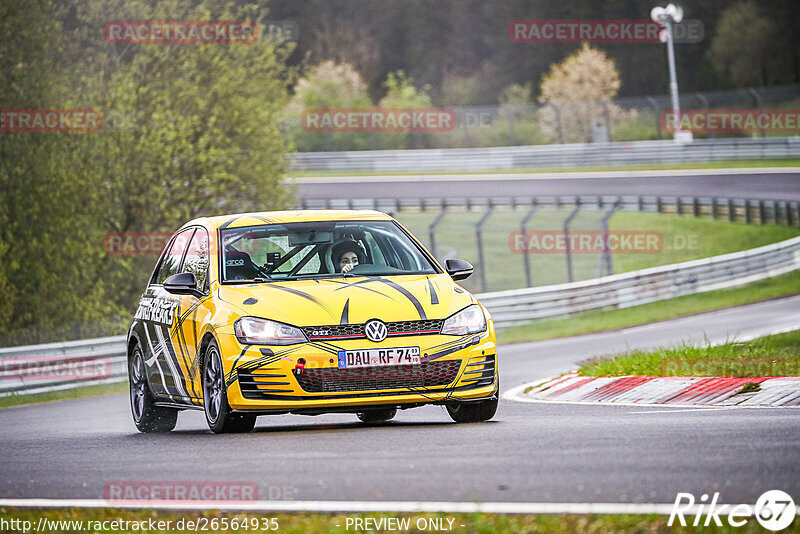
[183,228,210,292]
[154,229,194,285]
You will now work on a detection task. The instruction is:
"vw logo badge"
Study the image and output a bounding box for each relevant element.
[364,319,388,342]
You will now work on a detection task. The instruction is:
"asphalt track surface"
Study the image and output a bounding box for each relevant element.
[1,295,799,505]
[295,168,800,203]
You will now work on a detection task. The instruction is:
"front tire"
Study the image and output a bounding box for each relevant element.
[129,343,178,433]
[357,408,397,423]
[446,397,498,423]
[202,339,256,434]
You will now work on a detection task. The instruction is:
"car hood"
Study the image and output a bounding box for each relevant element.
[216,274,475,326]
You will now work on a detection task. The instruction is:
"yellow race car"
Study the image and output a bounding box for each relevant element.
[127,210,498,433]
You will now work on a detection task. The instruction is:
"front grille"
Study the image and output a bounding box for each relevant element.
[303,319,443,341]
[295,360,461,393]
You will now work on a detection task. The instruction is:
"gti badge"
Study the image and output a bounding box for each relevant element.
[364,319,388,342]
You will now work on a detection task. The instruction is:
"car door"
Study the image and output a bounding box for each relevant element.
[139,228,194,402]
[168,227,213,405]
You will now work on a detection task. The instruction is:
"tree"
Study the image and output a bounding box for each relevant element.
[285,60,372,151]
[0,0,108,341]
[287,60,371,111]
[538,43,631,143]
[379,71,433,109]
[0,0,296,343]
[708,1,779,87]
[377,71,433,149]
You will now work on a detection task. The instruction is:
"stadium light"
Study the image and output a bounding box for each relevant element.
[651,4,692,142]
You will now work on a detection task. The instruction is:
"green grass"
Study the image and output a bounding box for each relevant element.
[396,209,799,294]
[497,269,800,345]
[0,508,780,533]
[289,158,800,177]
[0,381,127,409]
[578,329,800,378]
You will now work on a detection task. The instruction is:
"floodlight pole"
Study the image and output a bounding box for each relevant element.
[652,4,691,142]
[664,21,680,128]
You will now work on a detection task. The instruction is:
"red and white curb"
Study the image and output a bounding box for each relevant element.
[505,372,800,408]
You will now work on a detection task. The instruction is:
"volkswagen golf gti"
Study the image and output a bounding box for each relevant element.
[127,210,498,433]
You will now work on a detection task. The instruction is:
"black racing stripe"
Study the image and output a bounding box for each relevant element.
[251,215,279,225]
[156,324,190,398]
[309,341,344,355]
[219,215,244,230]
[173,321,200,398]
[226,345,301,386]
[226,345,253,385]
[340,299,350,325]
[369,277,427,320]
[263,284,335,316]
[427,277,439,305]
[229,354,283,387]
[330,279,399,300]
[423,335,480,362]
[237,354,282,373]
[176,298,204,324]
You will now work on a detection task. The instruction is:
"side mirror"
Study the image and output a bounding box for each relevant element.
[445,258,473,281]
[163,272,203,298]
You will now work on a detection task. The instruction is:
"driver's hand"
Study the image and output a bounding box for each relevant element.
[342,263,355,273]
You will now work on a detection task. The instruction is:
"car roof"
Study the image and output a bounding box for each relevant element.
[187,209,394,230]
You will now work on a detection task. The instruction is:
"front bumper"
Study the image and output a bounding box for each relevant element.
[216,327,498,414]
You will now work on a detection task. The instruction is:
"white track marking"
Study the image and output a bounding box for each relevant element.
[0,498,748,516]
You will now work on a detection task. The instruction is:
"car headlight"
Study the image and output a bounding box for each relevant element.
[441,304,487,336]
[234,317,307,345]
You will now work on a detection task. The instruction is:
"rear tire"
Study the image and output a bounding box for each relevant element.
[356,408,397,423]
[203,339,256,434]
[129,343,178,433]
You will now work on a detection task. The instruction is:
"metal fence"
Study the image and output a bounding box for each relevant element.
[291,137,800,172]
[300,194,800,293]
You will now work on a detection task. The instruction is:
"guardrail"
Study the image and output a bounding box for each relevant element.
[477,235,800,327]
[2,236,799,396]
[291,137,800,172]
[0,336,127,397]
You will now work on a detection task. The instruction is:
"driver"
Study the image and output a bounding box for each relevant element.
[331,241,366,273]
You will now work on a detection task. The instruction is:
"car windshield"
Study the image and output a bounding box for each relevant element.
[219,220,437,282]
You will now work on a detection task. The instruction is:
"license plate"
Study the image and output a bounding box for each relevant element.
[337,347,421,369]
